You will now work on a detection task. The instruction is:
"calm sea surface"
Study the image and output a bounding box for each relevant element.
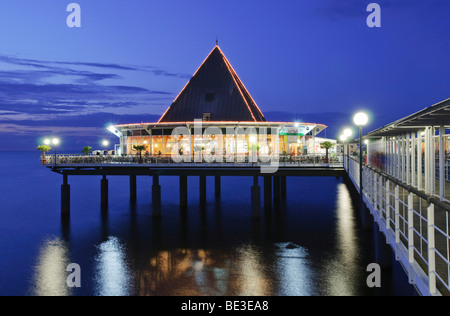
[0,152,417,296]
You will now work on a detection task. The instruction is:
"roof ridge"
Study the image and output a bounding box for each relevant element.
[158,45,266,123]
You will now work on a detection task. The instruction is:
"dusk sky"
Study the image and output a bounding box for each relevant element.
[0,0,449,151]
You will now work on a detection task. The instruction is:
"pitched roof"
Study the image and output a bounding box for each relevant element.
[158,45,266,123]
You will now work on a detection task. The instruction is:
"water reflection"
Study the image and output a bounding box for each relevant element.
[324,183,360,296]
[136,245,274,296]
[234,245,271,296]
[31,237,71,296]
[94,237,134,296]
[274,243,312,296]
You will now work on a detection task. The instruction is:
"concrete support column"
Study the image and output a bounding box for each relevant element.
[264,176,272,209]
[61,174,70,217]
[280,176,287,197]
[200,176,207,203]
[215,176,221,198]
[152,175,161,217]
[180,175,188,209]
[130,175,137,203]
[251,176,260,220]
[101,175,108,209]
[273,176,280,202]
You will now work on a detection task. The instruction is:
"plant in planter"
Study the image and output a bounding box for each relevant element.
[133,145,147,163]
[82,146,92,156]
[320,141,334,163]
[37,145,51,164]
[250,144,260,164]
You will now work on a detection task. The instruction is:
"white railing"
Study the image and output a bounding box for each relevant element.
[345,156,450,296]
[42,154,344,168]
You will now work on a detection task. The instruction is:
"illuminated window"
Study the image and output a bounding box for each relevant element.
[203,113,211,121]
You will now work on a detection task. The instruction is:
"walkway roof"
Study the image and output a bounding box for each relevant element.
[367,98,450,137]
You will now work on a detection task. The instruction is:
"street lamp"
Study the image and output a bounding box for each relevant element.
[45,138,60,167]
[339,135,347,167]
[343,128,353,170]
[354,112,369,208]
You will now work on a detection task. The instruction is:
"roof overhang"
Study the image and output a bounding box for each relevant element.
[112,121,328,136]
[366,98,450,138]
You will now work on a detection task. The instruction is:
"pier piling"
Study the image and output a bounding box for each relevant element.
[264,176,272,209]
[281,176,287,197]
[200,176,207,203]
[251,176,261,219]
[152,175,162,217]
[180,175,188,209]
[61,174,70,217]
[130,175,137,203]
[273,176,280,202]
[215,176,221,198]
[101,175,108,209]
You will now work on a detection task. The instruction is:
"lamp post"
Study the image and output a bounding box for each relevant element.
[102,140,109,155]
[339,135,347,167]
[354,112,369,208]
[46,138,60,167]
[343,128,353,171]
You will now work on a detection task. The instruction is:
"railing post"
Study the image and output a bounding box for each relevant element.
[439,126,445,200]
[385,180,390,232]
[406,134,410,185]
[408,192,415,284]
[373,170,378,211]
[395,185,400,245]
[427,203,437,295]
[379,174,383,220]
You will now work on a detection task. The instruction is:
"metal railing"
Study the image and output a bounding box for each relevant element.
[42,153,344,168]
[345,155,450,296]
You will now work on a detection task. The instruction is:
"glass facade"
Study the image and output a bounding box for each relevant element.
[117,125,325,159]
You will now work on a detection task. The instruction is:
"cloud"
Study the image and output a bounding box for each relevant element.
[0,123,103,137]
[0,54,181,123]
[0,55,191,80]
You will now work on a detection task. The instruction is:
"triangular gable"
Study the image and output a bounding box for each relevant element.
[158,46,266,123]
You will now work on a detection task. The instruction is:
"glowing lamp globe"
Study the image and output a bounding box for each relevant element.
[353,112,369,126]
[344,128,353,138]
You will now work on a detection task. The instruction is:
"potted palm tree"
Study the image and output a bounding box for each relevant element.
[133,145,147,163]
[82,146,92,156]
[37,145,51,164]
[320,141,334,163]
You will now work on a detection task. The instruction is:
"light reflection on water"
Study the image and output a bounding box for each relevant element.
[31,237,71,296]
[94,237,134,296]
[324,183,360,296]
[23,174,415,296]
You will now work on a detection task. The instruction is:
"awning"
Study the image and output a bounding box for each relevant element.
[366,98,450,137]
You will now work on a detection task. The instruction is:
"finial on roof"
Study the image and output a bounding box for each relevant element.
[216,37,219,46]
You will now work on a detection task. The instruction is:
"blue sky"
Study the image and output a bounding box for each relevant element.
[0,0,449,151]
